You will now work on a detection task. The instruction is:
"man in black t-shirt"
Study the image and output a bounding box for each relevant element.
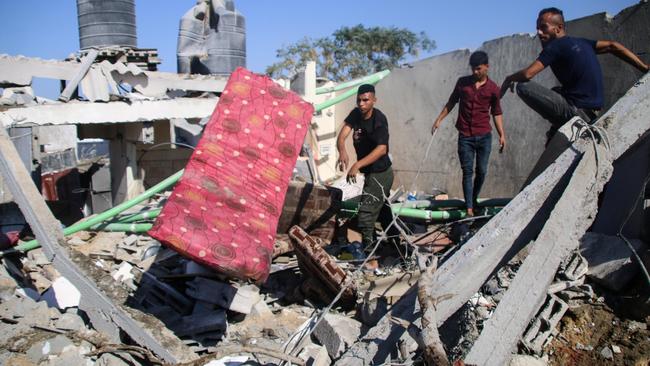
[501,7,648,144]
[337,84,394,250]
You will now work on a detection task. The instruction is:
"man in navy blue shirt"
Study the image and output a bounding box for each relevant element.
[501,7,648,144]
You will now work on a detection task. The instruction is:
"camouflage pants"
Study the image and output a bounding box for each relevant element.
[358,167,394,248]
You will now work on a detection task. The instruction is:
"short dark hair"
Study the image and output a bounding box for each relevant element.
[469,51,488,67]
[539,7,564,22]
[357,84,375,95]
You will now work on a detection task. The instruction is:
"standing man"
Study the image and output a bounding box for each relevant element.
[501,7,649,144]
[337,84,394,249]
[432,51,506,217]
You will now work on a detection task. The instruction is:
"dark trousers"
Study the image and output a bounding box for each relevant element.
[516,81,599,143]
[358,167,394,247]
[458,132,492,210]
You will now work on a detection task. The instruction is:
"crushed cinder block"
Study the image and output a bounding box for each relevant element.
[41,276,81,309]
[558,250,588,281]
[579,232,647,291]
[185,278,260,314]
[313,313,362,359]
[521,294,569,355]
[299,343,331,366]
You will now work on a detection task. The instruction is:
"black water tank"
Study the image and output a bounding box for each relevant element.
[77,0,137,49]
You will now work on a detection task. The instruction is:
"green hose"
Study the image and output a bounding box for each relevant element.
[89,223,152,233]
[115,208,162,223]
[315,70,390,95]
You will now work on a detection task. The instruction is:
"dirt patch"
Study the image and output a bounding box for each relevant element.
[547,304,650,365]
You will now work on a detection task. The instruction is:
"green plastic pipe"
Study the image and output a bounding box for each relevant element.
[314,71,391,112]
[10,170,183,253]
[391,206,503,221]
[315,70,390,95]
[428,198,511,209]
[116,208,162,223]
[89,223,152,233]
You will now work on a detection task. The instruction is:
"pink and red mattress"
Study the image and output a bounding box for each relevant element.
[149,67,314,283]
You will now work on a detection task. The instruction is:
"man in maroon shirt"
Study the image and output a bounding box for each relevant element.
[431,51,506,216]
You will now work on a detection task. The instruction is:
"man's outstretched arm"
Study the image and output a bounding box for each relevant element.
[501,60,546,97]
[595,40,649,73]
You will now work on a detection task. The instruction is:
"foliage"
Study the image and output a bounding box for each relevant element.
[266,24,436,81]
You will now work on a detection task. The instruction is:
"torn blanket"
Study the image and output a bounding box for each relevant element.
[148,67,314,283]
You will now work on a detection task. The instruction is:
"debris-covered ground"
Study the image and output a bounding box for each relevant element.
[2,186,648,366]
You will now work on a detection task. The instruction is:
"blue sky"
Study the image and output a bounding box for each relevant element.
[0,1,638,85]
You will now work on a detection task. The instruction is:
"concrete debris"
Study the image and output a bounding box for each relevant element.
[41,276,81,309]
[299,344,332,366]
[600,346,614,360]
[313,313,362,359]
[520,294,569,355]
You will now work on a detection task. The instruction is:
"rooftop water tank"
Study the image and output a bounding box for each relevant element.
[177,0,246,75]
[77,0,137,49]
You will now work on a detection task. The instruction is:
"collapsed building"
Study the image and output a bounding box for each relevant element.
[0,1,649,366]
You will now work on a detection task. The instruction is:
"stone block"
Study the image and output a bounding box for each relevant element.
[313,313,362,359]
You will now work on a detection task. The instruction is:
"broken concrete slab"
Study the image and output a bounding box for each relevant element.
[313,313,362,359]
[0,97,218,128]
[465,143,613,366]
[54,311,86,332]
[579,232,647,291]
